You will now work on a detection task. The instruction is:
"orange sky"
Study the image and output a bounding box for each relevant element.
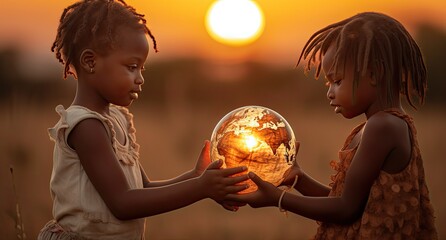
[1,0,445,74]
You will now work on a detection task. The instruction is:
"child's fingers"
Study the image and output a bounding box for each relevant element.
[226,174,249,185]
[207,159,223,170]
[226,184,249,194]
[198,140,211,160]
[248,172,264,186]
[221,203,239,212]
[220,166,247,176]
[295,141,300,155]
[219,200,246,212]
[283,167,293,177]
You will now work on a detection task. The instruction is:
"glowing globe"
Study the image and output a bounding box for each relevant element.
[210,106,296,193]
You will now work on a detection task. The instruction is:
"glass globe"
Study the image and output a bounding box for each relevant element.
[210,106,296,193]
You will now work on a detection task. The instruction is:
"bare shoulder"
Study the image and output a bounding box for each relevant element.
[342,111,410,209]
[365,111,408,136]
[364,111,411,172]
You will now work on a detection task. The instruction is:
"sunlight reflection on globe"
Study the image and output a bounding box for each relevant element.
[210,106,296,193]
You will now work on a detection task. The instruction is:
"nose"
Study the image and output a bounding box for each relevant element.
[327,85,334,100]
[135,72,145,85]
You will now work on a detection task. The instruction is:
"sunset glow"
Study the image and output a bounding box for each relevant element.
[0,0,445,68]
[205,0,265,46]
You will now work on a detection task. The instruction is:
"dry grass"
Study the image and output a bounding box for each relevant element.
[1,102,445,240]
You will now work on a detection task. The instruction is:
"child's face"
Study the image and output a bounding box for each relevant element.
[322,46,378,119]
[92,26,150,107]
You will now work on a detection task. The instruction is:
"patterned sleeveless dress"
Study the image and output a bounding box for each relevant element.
[38,105,145,240]
[314,110,437,240]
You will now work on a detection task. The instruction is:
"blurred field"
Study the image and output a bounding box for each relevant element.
[1,3,445,238]
[1,99,445,240]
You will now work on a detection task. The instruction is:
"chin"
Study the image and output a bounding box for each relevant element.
[341,112,361,119]
[114,100,133,107]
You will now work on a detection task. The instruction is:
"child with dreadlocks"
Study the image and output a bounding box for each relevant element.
[38,1,248,239]
[227,12,438,239]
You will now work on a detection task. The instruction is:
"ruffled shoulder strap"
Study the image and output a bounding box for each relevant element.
[341,122,366,150]
[383,109,417,136]
[48,105,114,150]
[109,105,140,165]
[383,109,420,159]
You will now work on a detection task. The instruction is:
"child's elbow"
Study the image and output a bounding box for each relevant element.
[109,206,132,221]
[336,205,363,224]
[107,200,135,221]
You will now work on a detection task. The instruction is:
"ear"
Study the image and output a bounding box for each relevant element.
[369,62,384,87]
[369,73,377,86]
[79,49,96,73]
[370,76,376,87]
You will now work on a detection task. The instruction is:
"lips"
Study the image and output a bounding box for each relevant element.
[130,90,141,100]
[330,102,341,113]
[334,106,341,113]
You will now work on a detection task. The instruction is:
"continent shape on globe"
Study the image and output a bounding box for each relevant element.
[210,106,296,193]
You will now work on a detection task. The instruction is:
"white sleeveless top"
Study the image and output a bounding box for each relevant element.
[48,105,145,239]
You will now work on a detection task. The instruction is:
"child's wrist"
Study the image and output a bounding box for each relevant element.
[278,175,298,216]
[190,169,201,178]
[278,189,287,212]
[194,176,208,200]
[295,169,304,187]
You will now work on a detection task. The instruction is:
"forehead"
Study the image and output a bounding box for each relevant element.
[321,44,357,79]
[113,26,150,58]
[321,45,337,77]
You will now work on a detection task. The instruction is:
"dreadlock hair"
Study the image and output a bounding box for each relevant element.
[296,12,427,109]
[51,0,158,79]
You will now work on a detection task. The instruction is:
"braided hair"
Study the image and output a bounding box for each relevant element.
[297,12,426,109]
[52,0,158,79]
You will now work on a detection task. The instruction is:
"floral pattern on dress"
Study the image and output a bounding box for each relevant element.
[314,110,437,240]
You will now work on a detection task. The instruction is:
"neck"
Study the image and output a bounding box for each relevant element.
[72,82,110,115]
[365,98,404,119]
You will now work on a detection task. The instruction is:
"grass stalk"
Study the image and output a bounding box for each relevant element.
[10,166,26,240]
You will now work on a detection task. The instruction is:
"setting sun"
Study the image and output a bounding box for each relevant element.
[205,0,265,46]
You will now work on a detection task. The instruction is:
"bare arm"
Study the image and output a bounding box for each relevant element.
[229,113,408,223]
[140,166,199,188]
[281,142,330,196]
[295,170,331,196]
[69,119,248,220]
[139,141,212,188]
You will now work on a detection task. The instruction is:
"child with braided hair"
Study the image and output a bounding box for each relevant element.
[39,1,248,239]
[227,12,438,239]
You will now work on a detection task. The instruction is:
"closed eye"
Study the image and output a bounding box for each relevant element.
[324,79,341,87]
[325,72,342,86]
[127,64,138,71]
[324,76,330,87]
